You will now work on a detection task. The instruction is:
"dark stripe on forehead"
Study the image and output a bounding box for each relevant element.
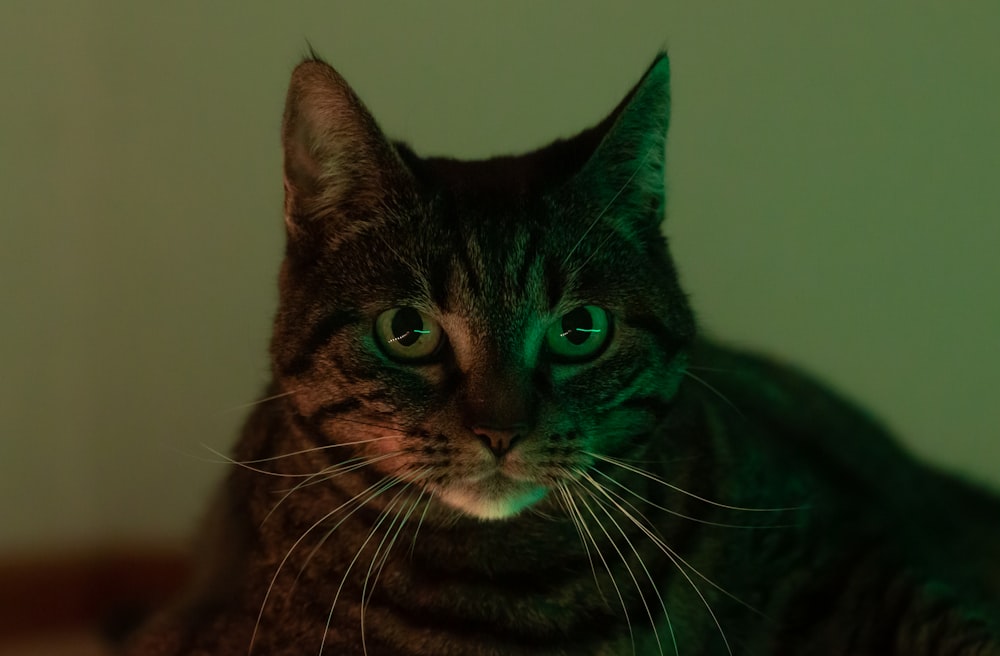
[281,309,360,377]
[427,256,452,312]
[452,222,483,299]
[513,222,540,294]
[543,256,566,310]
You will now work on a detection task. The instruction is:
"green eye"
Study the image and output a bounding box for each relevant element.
[545,305,611,363]
[374,307,444,362]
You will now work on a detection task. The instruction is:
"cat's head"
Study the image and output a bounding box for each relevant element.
[270,54,695,520]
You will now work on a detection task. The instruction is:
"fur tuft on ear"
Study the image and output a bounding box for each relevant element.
[577,52,671,227]
[281,57,407,240]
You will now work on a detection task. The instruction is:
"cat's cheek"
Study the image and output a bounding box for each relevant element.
[362,430,433,479]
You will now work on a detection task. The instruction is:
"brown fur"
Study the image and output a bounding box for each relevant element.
[125,54,1000,656]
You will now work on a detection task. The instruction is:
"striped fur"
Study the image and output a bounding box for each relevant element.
[125,54,1000,655]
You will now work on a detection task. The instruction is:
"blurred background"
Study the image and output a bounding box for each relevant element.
[1,0,998,650]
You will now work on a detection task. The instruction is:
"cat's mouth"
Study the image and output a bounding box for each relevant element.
[433,473,548,520]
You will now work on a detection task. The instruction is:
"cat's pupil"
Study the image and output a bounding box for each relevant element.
[562,307,594,346]
[391,307,424,347]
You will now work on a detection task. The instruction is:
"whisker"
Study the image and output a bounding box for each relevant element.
[248,474,395,656]
[378,234,424,283]
[562,144,654,269]
[590,467,802,530]
[572,485,640,655]
[219,388,300,415]
[361,482,428,655]
[293,477,404,599]
[324,414,410,435]
[659,524,767,619]
[320,481,414,655]
[220,434,399,467]
[588,452,807,513]
[571,226,625,280]
[572,478,672,656]
[262,462,350,525]
[580,471,728,656]
[201,445,323,479]
[555,482,609,608]
[408,483,434,558]
[388,484,428,565]
[364,476,428,603]
[685,366,738,374]
[682,371,745,420]
[579,469,751,654]
[359,493,408,656]
[525,502,562,521]
[262,452,405,526]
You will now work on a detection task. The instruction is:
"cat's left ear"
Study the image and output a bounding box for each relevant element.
[576,53,671,226]
[281,57,410,242]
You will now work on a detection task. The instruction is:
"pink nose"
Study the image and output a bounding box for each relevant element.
[472,426,525,458]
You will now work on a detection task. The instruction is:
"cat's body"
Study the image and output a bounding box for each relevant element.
[125,54,1000,655]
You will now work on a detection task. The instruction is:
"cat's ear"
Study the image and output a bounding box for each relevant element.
[576,53,671,225]
[281,58,409,241]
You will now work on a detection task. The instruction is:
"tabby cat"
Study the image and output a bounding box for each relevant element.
[125,53,1000,655]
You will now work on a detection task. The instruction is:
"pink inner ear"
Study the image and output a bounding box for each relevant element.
[284,120,323,193]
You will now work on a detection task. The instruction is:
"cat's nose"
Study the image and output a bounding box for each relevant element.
[471,426,525,458]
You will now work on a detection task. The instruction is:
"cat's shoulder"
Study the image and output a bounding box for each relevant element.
[686,337,896,449]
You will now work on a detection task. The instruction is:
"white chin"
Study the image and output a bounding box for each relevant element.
[435,479,548,520]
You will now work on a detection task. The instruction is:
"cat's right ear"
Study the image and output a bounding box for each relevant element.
[281,58,408,244]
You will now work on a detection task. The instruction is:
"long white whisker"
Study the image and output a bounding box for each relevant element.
[555,482,609,607]
[324,414,411,435]
[217,435,399,467]
[294,476,405,597]
[261,453,403,526]
[378,234,424,283]
[408,483,434,558]
[320,481,413,655]
[573,486,640,655]
[219,388,300,414]
[588,452,806,513]
[248,475,394,656]
[359,493,408,656]
[579,470,738,655]
[582,470,780,616]
[572,225,626,279]
[201,445,321,478]
[572,478,670,656]
[360,482,428,655]
[262,463,350,526]
[685,365,738,374]
[590,467,802,530]
[381,485,427,574]
[682,371,745,420]
[562,145,654,268]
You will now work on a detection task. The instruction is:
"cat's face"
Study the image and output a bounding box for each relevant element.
[270,55,693,520]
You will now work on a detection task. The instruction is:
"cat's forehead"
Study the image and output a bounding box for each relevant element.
[361,170,648,321]
[395,132,600,198]
[423,204,554,317]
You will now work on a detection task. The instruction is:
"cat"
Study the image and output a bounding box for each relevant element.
[124,52,1000,655]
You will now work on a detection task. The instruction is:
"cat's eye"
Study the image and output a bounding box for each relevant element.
[374,307,444,362]
[544,305,611,363]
